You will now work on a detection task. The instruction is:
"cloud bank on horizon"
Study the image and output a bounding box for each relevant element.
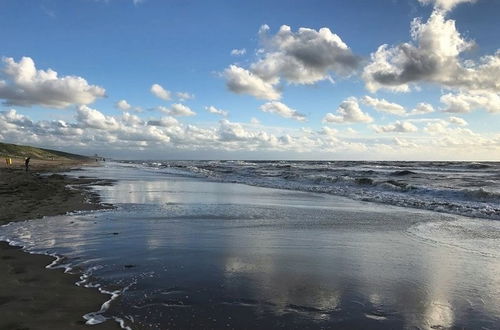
[0,0,498,160]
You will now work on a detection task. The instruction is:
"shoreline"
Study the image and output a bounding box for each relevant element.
[0,161,121,329]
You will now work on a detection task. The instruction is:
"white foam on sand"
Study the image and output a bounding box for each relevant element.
[407,217,500,258]
[83,281,135,329]
[1,235,134,330]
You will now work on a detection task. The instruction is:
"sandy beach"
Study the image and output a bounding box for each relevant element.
[0,160,120,330]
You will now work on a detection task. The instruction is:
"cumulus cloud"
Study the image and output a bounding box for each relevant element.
[322,126,339,135]
[363,9,500,94]
[0,109,85,143]
[394,137,418,148]
[206,106,228,117]
[76,105,120,130]
[0,109,33,127]
[218,119,256,141]
[441,90,500,113]
[323,97,373,124]
[417,0,477,12]
[372,120,418,133]
[150,83,171,101]
[422,119,492,149]
[115,99,143,113]
[423,120,450,134]
[259,101,306,122]
[346,127,358,134]
[2,108,497,158]
[115,99,131,111]
[230,48,247,56]
[158,103,196,116]
[0,57,105,108]
[224,25,360,99]
[448,116,468,126]
[176,92,194,101]
[250,117,260,125]
[224,65,281,100]
[147,116,179,127]
[252,25,360,84]
[410,102,435,115]
[74,106,172,145]
[361,96,406,116]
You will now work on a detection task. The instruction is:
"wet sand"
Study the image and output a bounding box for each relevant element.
[0,161,120,330]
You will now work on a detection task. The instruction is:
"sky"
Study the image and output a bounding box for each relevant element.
[0,0,499,160]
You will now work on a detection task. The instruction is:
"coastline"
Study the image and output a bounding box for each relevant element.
[0,160,121,329]
[2,161,499,328]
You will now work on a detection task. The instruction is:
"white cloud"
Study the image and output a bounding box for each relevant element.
[361,96,406,116]
[115,99,132,111]
[250,117,260,125]
[0,109,33,127]
[206,106,228,117]
[410,102,435,115]
[224,65,281,100]
[147,116,179,127]
[253,25,360,85]
[230,48,247,56]
[448,116,468,126]
[372,120,418,133]
[323,97,373,124]
[422,120,492,149]
[218,119,255,141]
[441,90,500,113]
[259,101,306,122]
[424,120,450,134]
[362,9,500,94]
[158,103,196,116]
[1,108,498,159]
[417,0,477,12]
[150,83,171,101]
[0,57,105,108]
[115,99,143,113]
[346,127,358,134]
[394,137,418,148]
[224,25,359,99]
[176,92,194,101]
[76,105,120,130]
[321,126,339,137]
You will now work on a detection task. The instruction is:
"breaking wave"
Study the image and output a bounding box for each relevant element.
[125,160,500,220]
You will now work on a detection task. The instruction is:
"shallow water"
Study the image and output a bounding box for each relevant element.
[1,162,500,329]
[132,160,500,220]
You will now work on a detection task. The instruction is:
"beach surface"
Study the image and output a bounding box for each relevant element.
[2,162,499,329]
[0,162,120,330]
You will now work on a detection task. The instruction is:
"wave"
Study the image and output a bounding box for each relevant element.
[466,163,492,169]
[390,170,416,176]
[135,161,500,220]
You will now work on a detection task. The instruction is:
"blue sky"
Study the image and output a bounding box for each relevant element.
[0,0,499,160]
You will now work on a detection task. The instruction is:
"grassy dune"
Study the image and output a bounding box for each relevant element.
[0,142,91,160]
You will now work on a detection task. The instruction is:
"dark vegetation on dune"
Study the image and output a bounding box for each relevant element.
[0,142,90,160]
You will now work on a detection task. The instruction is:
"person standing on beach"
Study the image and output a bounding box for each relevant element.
[25,157,30,172]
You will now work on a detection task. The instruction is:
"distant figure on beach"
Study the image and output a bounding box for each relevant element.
[5,157,12,167]
[25,157,30,172]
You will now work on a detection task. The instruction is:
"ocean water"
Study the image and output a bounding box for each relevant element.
[1,162,500,329]
[130,160,500,220]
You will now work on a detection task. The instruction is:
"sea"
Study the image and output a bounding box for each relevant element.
[1,160,499,329]
[132,160,500,220]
